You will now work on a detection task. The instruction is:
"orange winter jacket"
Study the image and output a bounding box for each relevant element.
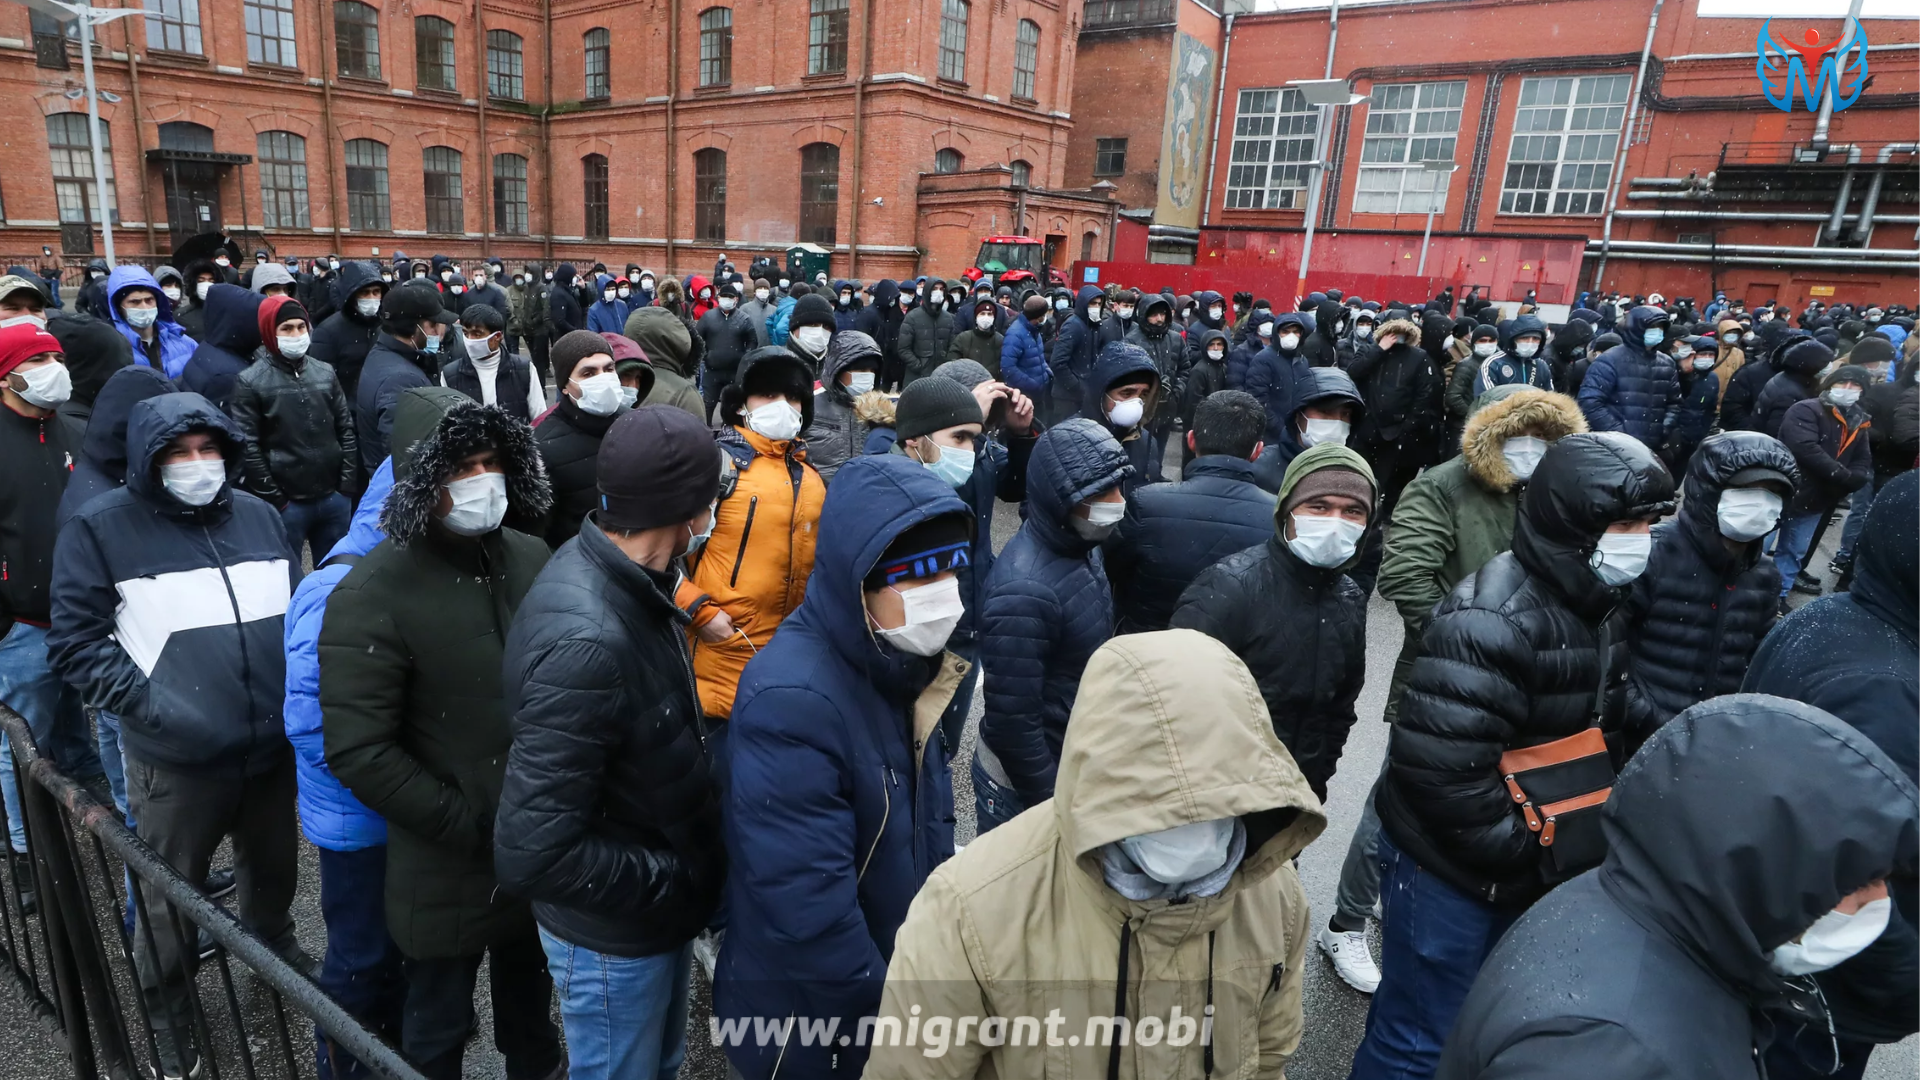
[675,425,826,720]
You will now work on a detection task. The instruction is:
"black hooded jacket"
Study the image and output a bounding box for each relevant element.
[1301,299,1342,368]
[1121,293,1186,413]
[1719,345,1780,432]
[1183,328,1230,420]
[178,284,263,413]
[354,332,440,477]
[1048,284,1106,410]
[1438,696,1918,1080]
[1622,432,1797,754]
[805,330,882,482]
[1753,339,1832,439]
[1078,342,1164,491]
[549,263,586,336]
[1547,317,1594,390]
[534,396,619,550]
[1180,291,1228,381]
[1380,432,1676,906]
[48,311,135,449]
[56,366,176,533]
[310,260,385,401]
[1349,318,1437,447]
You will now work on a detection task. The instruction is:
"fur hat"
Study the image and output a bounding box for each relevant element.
[380,394,552,546]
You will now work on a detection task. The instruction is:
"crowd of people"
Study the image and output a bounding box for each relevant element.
[0,245,1914,1080]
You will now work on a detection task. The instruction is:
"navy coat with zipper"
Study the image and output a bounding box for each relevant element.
[1778,391,1870,516]
[1578,305,1680,448]
[715,455,971,1080]
[1077,343,1162,492]
[1047,284,1105,412]
[309,260,385,401]
[1102,454,1273,634]
[178,284,263,414]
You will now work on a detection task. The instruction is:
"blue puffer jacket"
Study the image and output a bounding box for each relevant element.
[999,309,1049,398]
[1103,454,1275,634]
[716,454,971,1080]
[1227,310,1274,390]
[768,294,796,347]
[977,418,1131,806]
[179,284,263,413]
[1578,305,1679,447]
[106,265,198,379]
[282,460,393,851]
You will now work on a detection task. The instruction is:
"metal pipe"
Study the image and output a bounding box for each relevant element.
[1590,0,1664,291]
[1810,0,1865,154]
[314,0,343,251]
[664,0,678,275]
[1199,11,1234,229]
[124,48,158,257]
[541,0,552,263]
[1417,200,1438,275]
[473,0,491,251]
[1583,243,1918,270]
[1614,208,1920,224]
[1665,41,1916,62]
[1628,177,1689,187]
[845,0,874,278]
[1293,0,1341,303]
[1825,166,1858,244]
[1851,142,1919,243]
[1600,238,1916,260]
[78,3,114,263]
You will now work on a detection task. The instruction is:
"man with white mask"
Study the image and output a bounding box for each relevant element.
[716,454,974,1080]
[1622,431,1800,757]
[535,330,647,549]
[1439,696,1916,1080]
[872,630,1328,1080]
[440,303,545,422]
[320,388,561,1080]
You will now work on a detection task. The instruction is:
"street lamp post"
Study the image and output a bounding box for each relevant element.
[16,0,142,263]
[1415,159,1459,276]
[1286,78,1367,307]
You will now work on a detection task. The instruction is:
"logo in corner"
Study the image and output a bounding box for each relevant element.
[1757,18,1869,114]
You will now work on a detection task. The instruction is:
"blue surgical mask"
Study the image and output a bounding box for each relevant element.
[1642,328,1665,348]
[919,440,976,488]
[420,328,441,354]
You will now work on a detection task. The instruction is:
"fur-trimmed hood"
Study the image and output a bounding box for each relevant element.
[1377,317,1423,350]
[1460,385,1588,493]
[380,386,552,546]
[853,389,896,427]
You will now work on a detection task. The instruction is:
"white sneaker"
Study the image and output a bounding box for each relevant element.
[1317,923,1382,994]
[693,928,724,983]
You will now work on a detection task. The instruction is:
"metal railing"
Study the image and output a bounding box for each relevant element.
[0,705,426,1080]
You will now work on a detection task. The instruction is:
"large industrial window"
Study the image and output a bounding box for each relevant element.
[334,1,379,79]
[1499,74,1629,216]
[582,154,608,240]
[807,0,847,76]
[1352,80,1464,214]
[938,0,968,83]
[257,131,310,228]
[344,138,389,231]
[494,153,528,235]
[486,29,523,100]
[143,0,201,55]
[1012,19,1039,101]
[47,114,117,224]
[1224,87,1316,210]
[423,146,462,234]
[583,27,609,99]
[1093,137,1126,177]
[245,0,297,66]
[698,8,732,87]
[694,148,726,241]
[414,16,455,91]
[799,142,839,245]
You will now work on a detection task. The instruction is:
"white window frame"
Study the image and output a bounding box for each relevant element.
[1498,74,1630,217]
[1224,87,1317,211]
[1352,80,1464,215]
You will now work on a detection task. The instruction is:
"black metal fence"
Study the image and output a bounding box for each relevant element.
[0,704,426,1080]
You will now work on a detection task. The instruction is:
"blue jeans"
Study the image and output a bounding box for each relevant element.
[281,492,353,563]
[1347,834,1518,1080]
[96,709,127,818]
[316,845,405,1080]
[1771,512,1823,598]
[540,930,692,1080]
[0,622,103,851]
[1837,473,1876,562]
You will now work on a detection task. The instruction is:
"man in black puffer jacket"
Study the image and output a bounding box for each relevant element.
[1621,431,1798,755]
[535,330,651,549]
[1349,316,1438,522]
[1104,390,1273,633]
[1354,431,1675,1080]
[496,406,725,1069]
[976,418,1131,832]
[1122,292,1186,449]
[1578,305,1680,449]
[1753,337,1833,439]
[1170,442,1375,803]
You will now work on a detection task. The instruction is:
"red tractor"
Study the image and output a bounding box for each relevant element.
[964,235,1069,291]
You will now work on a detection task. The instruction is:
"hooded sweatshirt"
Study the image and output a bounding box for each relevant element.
[178,283,263,412]
[873,630,1329,1080]
[310,260,385,399]
[106,265,198,379]
[625,306,707,421]
[1577,305,1680,447]
[1080,342,1164,492]
[55,365,177,533]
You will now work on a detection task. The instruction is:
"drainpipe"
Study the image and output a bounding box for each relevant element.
[1822,143,1863,244]
[1590,0,1665,291]
[845,0,875,278]
[1809,0,1864,156]
[1849,143,1916,243]
[124,46,158,256]
[1616,208,1920,225]
[1599,238,1916,260]
[1582,244,1919,271]
[1291,0,1340,302]
[313,0,343,250]
[1198,11,1233,229]
[664,0,678,275]
[474,0,492,252]
[541,0,553,263]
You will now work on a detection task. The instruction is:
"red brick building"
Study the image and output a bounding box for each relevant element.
[0,0,1098,281]
[1068,0,1918,307]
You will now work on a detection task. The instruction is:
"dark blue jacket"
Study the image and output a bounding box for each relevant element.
[1578,305,1679,447]
[1103,455,1273,633]
[978,419,1130,806]
[1047,284,1105,409]
[48,393,298,775]
[999,310,1049,397]
[1227,311,1275,390]
[716,455,970,1080]
[1078,342,1163,492]
[548,263,585,335]
[283,459,392,851]
[1667,367,1719,456]
[178,284,262,413]
[55,365,176,533]
[1246,312,1312,446]
[353,332,439,478]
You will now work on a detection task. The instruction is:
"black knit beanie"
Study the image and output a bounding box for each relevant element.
[596,405,721,531]
[894,376,983,443]
[552,329,614,384]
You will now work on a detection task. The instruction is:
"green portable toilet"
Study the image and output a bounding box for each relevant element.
[786,243,832,284]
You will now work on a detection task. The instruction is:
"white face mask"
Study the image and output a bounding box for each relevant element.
[1055,297,1071,312]
[1119,818,1236,886]
[125,306,159,329]
[1717,487,1783,542]
[1589,530,1652,586]
[1770,897,1891,975]
[746,399,804,441]
[929,290,945,307]
[1354,324,1373,338]
[0,314,47,330]
[1301,417,1349,447]
[603,290,618,303]
[161,458,226,506]
[873,576,966,656]
[1828,386,1862,408]
[278,332,311,361]
[1115,305,1134,321]
[1287,512,1365,567]
[640,278,654,291]
[357,296,383,318]
[1087,305,1103,323]
[1502,435,1548,482]
[572,371,625,416]
[975,314,995,332]
[1441,335,1456,351]
[1473,341,1498,358]
[793,325,833,357]
[620,385,640,409]
[1690,355,1715,371]
[1515,341,1540,359]
[1106,396,1145,429]
[464,334,499,361]
[441,471,507,536]
[162,285,183,303]
[1208,306,1224,322]
[846,371,877,395]
[1278,333,1302,351]
[720,297,737,312]
[473,276,487,288]
[1071,496,1126,541]
[617,287,632,300]
[756,288,770,303]
[778,279,790,290]
[1207,348,1226,363]
[12,360,72,408]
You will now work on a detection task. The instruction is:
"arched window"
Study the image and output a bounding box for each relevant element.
[582,153,608,240]
[698,8,732,87]
[486,29,522,100]
[583,28,609,99]
[934,148,963,174]
[47,114,116,224]
[334,1,380,79]
[257,131,310,228]
[694,148,726,241]
[422,146,462,234]
[938,0,968,83]
[344,138,388,230]
[1012,19,1040,101]
[493,153,528,234]
[1009,159,1031,186]
[799,142,839,245]
[414,15,454,91]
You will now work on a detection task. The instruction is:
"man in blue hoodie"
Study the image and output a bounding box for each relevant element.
[1578,304,1680,449]
[108,265,198,379]
[716,454,973,1080]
